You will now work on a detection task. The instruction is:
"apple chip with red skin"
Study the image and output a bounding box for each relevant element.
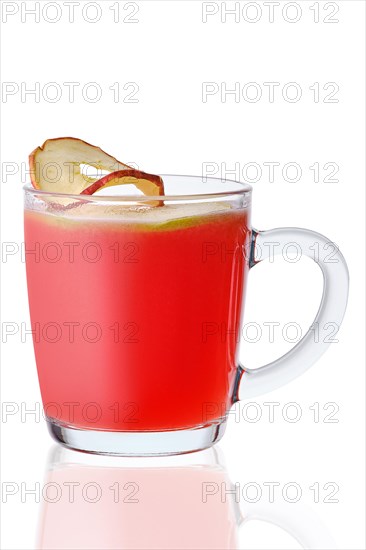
[81,170,165,206]
[29,137,165,204]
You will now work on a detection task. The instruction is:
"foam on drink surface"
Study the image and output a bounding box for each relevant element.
[26,198,243,229]
[67,201,232,222]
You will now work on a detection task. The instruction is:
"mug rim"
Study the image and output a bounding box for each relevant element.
[23,174,252,202]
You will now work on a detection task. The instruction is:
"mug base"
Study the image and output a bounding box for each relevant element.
[47,418,227,456]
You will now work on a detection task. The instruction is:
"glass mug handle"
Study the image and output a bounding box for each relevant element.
[238,501,336,549]
[239,228,349,399]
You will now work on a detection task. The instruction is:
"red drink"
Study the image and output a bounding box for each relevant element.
[25,202,250,432]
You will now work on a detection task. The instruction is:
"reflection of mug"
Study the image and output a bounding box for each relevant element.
[24,176,349,455]
[38,447,336,550]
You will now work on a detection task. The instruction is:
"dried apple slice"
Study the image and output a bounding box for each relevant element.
[81,169,165,206]
[29,137,131,194]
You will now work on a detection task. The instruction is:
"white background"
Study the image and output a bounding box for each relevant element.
[0,1,365,549]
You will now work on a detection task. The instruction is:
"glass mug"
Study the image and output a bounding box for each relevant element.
[37,446,336,550]
[24,176,349,455]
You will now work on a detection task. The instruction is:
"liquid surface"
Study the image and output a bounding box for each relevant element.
[25,202,250,431]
